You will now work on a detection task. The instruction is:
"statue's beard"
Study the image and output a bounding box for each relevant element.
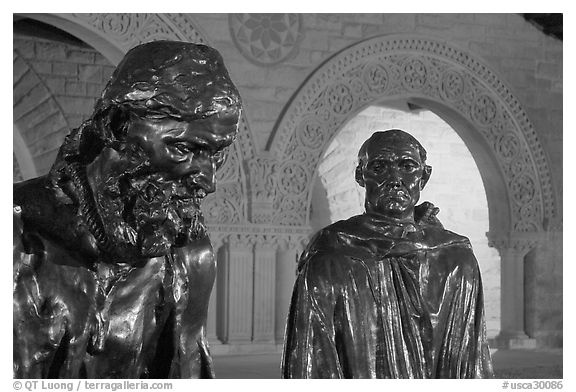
[95,173,207,262]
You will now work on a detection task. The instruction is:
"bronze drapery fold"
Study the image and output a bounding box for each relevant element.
[282,213,493,378]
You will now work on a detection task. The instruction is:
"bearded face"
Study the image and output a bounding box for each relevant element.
[86,112,238,262]
[356,131,432,222]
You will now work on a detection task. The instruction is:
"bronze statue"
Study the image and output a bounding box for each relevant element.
[282,130,494,378]
[13,41,241,378]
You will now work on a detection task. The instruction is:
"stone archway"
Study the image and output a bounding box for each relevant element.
[13,125,37,181]
[13,48,70,177]
[268,34,557,347]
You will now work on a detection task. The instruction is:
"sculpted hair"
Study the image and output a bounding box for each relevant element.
[47,41,242,251]
[356,129,428,170]
[51,41,242,170]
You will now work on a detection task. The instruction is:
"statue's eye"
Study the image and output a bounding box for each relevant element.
[400,159,418,171]
[167,142,193,157]
[368,160,385,173]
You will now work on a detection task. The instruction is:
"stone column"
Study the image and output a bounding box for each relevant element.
[206,277,218,342]
[247,155,278,224]
[206,234,224,344]
[274,237,304,343]
[252,237,277,342]
[489,235,538,349]
[226,234,254,343]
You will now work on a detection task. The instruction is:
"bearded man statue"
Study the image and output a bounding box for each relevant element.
[13,41,242,379]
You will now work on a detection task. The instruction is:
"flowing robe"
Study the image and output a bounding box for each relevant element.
[282,214,493,378]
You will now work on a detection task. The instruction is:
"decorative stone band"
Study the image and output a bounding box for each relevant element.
[486,231,543,256]
[206,224,312,251]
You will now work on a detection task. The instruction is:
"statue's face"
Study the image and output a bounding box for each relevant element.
[359,139,429,221]
[124,113,237,195]
[90,112,238,260]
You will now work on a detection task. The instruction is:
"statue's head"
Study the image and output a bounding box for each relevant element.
[355,129,432,222]
[52,41,241,260]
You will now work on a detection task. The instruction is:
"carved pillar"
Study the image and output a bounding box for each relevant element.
[275,236,305,343]
[247,155,278,224]
[252,236,277,342]
[216,243,229,343]
[206,234,225,344]
[488,233,538,349]
[225,234,254,343]
[206,277,218,343]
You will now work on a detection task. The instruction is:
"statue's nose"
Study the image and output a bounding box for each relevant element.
[382,169,402,187]
[183,158,216,195]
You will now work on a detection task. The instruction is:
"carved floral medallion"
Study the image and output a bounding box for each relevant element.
[229,14,303,66]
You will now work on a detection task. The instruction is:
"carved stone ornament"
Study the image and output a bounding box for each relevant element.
[71,13,207,52]
[247,156,279,224]
[206,227,311,252]
[269,35,555,232]
[229,14,303,66]
[487,233,542,257]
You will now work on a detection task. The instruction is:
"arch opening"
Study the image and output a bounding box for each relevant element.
[270,34,553,236]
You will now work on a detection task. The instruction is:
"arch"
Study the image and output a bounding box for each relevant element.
[13,125,37,180]
[15,13,259,225]
[269,34,555,236]
[13,49,70,177]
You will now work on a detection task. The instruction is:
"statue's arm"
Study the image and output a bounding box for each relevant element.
[427,244,494,378]
[282,252,344,379]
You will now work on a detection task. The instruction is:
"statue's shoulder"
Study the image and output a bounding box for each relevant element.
[307,215,368,252]
[420,224,471,248]
[13,176,83,256]
[13,176,55,216]
[297,215,372,272]
[13,177,44,235]
[13,203,25,249]
[420,225,481,279]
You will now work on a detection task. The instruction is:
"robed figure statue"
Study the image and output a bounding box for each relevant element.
[13,41,241,378]
[282,130,494,378]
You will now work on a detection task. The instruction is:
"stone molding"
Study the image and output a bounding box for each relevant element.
[208,224,311,251]
[268,34,556,233]
[486,231,543,255]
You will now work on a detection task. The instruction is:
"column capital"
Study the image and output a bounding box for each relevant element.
[247,155,280,224]
[486,231,541,256]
